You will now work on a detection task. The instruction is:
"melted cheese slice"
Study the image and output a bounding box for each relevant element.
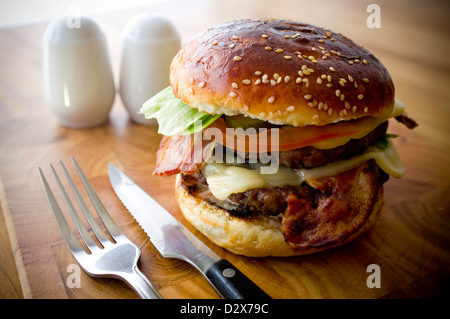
[202,139,404,200]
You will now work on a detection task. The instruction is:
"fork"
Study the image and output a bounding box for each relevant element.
[38,157,162,299]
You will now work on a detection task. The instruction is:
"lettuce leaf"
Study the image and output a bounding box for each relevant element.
[139,86,221,136]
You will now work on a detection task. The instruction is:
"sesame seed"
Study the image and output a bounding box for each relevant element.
[212,40,218,45]
[317,77,323,84]
[273,73,280,80]
[286,106,295,112]
[265,46,272,51]
[302,65,308,70]
[326,83,333,87]
[363,78,370,83]
[284,35,291,39]
[321,74,327,79]
[233,56,242,61]
[354,82,359,88]
[318,102,324,110]
[331,50,337,55]
[329,66,336,72]
[352,106,357,113]
[284,76,291,83]
[232,35,239,40]
[255,79,262,85]
[348,75,354,82]
[328,108,333,116]
[198,82,205,88]
[262,74,269,80]
[229,44,235,49]
[308,102,315,107]
[262,34,268,38]
[255,71,262,76]
[284,56,292,60]
[268,96,275,104]
[312,114,319,120]
[326,31,332,38]
[327,75,332,82]
[262,78,269,84]
[363,59,368,64]
[364,107,369,113]
[358,94,364,100]
[270,79,277,86]
[354,59,360,63]
[324,103,328,111]
[277,76,282,84]
[242,79,251,85]
[348,60,354,65]
[303,69,311,75]
[296,77,302,84]
[335,90,341,97]
[275,48,284,53]
[340,94,345,101]
[304,94,313,100]
[232,82,239,88]
[331,38,336,42]
[345,101,350,109]
[229,92,237,97]
[339,81,345,87]
[311,47,316,51]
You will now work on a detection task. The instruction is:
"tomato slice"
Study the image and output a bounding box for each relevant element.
[206,116,380,152]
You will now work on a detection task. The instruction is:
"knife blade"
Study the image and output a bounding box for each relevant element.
[108,163,270,299]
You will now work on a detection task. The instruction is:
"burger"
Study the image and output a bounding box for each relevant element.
[139,19,417,257]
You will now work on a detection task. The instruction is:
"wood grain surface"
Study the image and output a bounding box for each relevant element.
[0,0,449,299]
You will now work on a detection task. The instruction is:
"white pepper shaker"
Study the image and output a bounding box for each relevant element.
[43,16,115,128]
[119,13,180,124]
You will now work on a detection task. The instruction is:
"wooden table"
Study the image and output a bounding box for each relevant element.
[1,0,449,299]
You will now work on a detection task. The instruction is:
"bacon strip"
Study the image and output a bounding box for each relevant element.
[281,160,382,250]
[153,133,215,176]
[395,112,418,129]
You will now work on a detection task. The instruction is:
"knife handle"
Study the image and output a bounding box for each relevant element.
[205,259,271,299]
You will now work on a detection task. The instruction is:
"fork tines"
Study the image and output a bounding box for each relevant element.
[38,157,120,253]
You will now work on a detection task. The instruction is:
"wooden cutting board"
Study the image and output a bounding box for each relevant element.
[1,0,449,299]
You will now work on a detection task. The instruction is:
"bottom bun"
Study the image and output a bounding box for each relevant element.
[175,174,384,257]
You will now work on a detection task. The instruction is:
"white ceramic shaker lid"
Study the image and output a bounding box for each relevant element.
[43,16,115,128]
[119,13,180,125]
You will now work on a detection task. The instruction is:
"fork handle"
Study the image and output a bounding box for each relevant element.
[122,267,163,299]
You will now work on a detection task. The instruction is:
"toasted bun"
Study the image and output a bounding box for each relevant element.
[170,18,395,127]
[175,174,384,257]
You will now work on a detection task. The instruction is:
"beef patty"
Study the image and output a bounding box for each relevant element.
[180,122,389,217]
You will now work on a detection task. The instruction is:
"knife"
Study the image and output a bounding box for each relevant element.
[108,163,270,299]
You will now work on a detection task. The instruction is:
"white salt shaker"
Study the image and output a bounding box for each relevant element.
[43,16,115,128]
[119,13,180,124]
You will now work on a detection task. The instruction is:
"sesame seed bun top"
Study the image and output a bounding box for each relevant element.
[170,18,395,127]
